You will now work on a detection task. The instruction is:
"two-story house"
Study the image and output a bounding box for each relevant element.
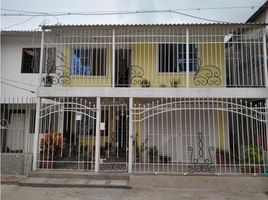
[1,21,268,175]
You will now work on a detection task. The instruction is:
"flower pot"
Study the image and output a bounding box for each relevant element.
[40,161,53,169]
[84,163,91,170]
[216,154,230,164]
[135,158,141,163]
[241,166,264,173]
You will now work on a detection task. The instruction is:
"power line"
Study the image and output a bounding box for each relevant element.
[1,81,36,93]
[0,78,37,87]
[1,5,258,16]
[4,16,38,29]
[170,10,230,23]
[1,5,259,25]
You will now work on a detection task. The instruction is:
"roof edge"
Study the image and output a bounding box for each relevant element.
[42,22,268,30]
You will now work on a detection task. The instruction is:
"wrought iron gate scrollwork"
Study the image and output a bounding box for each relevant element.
[118,65,145,86]
[99,157,127,171]
[187,132,215,174]
[42,65,72,86]
[193,65,221,86]
[128,65,145,86]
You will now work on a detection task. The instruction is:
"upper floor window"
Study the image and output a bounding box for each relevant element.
[21,48,56,74]
[21,48,40,73]
[158,44,198,73]
[72,48,106,76]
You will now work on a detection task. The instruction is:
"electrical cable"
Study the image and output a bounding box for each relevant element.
[0,78,36,87]
[1,81,36,93]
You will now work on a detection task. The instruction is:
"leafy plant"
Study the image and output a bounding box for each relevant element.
[43,75,53,87]
[159,84,167,87]
[136,143,145,156]
[40,132,65,160]
[245,146,263,164]
[149,146,158,159]
[141,79,151,87]
[170,78,180,88]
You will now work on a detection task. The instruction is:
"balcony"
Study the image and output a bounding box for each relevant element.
[40,24,267,89]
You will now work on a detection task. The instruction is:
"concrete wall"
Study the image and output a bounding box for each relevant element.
[1,32,41,100]
[1,153,32,175]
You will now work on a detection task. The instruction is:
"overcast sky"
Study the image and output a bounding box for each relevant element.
[1,0,267,30]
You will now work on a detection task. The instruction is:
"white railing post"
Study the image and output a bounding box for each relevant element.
[128,97,133,173]
[186,28,190,88]
[263,29,268,87]
[94,97,101,172]
[32,97,41,171]
[112,29,115,88]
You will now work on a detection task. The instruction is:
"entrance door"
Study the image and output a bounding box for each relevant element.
[115,49,131,87]
[99,98,129,171]
[6,113,25,152]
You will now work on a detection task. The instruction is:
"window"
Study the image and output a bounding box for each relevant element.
[158,44,198,73]
[21,48,56,74]
[72,48,106,76]
[21,48,40,73]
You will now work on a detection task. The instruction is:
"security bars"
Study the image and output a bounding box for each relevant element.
[41,25,267,88]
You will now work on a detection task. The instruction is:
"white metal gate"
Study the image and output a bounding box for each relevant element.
[99,98,129,171]
[38,97,97,171]
[132,98,268,175]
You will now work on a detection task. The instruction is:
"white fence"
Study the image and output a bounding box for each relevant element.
[132,98,268,174]
[1,97,268,175]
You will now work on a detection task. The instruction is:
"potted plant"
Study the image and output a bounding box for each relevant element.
[80,151,91,170]
[141,79,151,87]
[169,78,180,88]
[39,132,65,169]
[241,145,264,173]
[159,155,171,163]
[216,148,230,164]
[135,143,145,163]
[148,146,158,163]
[43,75,53,87]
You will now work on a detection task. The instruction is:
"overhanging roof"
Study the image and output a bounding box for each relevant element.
[42,22,267,30]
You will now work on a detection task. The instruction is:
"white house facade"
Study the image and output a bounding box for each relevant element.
[1,22,268,175]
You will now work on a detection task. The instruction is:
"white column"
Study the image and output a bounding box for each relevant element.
[186,28,190,88]
[32,28,45,171]
[263,29,268,87]
[38,29,45,87]
[94,97,101,172]
[112,29,115,88]
[128,97,133,173]
[32,97,41,171]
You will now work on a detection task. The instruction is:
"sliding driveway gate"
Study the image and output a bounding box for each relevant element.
[131,98,268,175]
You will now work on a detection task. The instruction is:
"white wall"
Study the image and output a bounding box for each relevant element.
[1,32,41,100]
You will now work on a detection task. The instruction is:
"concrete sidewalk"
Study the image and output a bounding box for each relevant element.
[1,173,130,189]
[1,174,268,200]
[2,174,268,192]
[17,177,130,189]
[1,175,27,184]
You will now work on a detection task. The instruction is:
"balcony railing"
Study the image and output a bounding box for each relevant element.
[40,25,267,88]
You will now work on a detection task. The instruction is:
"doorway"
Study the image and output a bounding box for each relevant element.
[115,49,131,87]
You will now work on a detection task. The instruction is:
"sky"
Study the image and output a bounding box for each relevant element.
[1,0,267,30]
